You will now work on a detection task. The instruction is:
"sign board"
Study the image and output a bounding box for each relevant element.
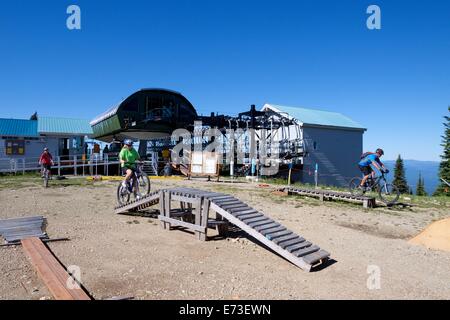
[189,151,219,177]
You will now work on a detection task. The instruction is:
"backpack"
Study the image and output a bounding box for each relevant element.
[360,151,375,160]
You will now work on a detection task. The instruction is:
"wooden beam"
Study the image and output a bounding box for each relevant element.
[21,237,91,300]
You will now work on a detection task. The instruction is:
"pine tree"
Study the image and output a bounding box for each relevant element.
[416,173,427,196]
[393,154,409,194]
[434,106,450,196]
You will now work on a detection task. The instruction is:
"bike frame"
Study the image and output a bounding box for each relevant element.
[365,172,388,192]
[126,163,144,194]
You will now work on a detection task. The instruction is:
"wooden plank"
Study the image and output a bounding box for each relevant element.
[273,234,301,245]
[158,215,207,233]
[278,237,305,249]
[237,213,262,221]
[285,241,312,253]
[21,237,90,300]
[233,209,259,217]
[244,216,269,225]
[264,230,292,240]
[302,250,330,265]
[293,245,320,257]
[247,219,273,228]
[254,222,280,232]
[215,199,241,206]
[260,226,286,235]
[221,203,248,210]
[228,206,253,213]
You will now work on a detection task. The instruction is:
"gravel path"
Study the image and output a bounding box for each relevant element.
[1,179,449,300]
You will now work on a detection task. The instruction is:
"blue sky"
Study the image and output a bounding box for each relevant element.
[0,0,449,161]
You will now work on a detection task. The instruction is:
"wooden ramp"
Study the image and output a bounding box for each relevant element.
[114,190,161,214]
[282,187,376,208]
[0,217,91,300]
[115,187,330,271]
[21,237,91,300]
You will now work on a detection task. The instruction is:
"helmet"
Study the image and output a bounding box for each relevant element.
[376,148,384,156]
[44,147,48,151]
[124,139,133,146]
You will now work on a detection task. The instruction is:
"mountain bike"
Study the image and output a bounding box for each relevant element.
[116,162,151,205]
[42,166,50,188]
[349,171,400,205]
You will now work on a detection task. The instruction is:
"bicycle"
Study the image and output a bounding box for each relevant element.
[116,162,151,205]
[349,171,400,205]
[42,166,50,188]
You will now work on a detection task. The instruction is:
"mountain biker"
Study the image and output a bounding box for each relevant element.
[358,148,389,189]
[39,147,54,178]
[119,139,141,197]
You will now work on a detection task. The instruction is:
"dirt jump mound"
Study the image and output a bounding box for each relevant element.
[409,217,450,252]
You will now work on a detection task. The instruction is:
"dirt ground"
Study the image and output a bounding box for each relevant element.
[1,178,449,300]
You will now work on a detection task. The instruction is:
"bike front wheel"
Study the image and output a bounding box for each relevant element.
[117,183,130,206]
[137,173,151,196]
[349,177,364,196]
[378,183,400,205]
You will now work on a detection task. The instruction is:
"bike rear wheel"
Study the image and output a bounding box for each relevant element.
[349,177,364,196]
[44,169,49,188]
[378,183,400,205]
[117,182,130,205]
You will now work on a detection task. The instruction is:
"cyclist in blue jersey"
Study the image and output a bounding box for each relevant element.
[358,148,389,189]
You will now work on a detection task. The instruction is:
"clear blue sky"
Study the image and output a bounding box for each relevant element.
[0,0,448,161]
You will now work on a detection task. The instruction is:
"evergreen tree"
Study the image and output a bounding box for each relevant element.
[434,106,450,196]
[393,154,409,194]
[416,173,427,196]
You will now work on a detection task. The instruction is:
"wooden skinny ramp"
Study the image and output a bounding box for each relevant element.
[114,190,161,214]
[21,237,91,300]
[165,188,330,271]
[283,187,376,208]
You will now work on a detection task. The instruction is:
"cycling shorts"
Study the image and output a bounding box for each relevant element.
[358,165,372,176]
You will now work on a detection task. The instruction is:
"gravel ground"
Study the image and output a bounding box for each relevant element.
[1,178,449,300]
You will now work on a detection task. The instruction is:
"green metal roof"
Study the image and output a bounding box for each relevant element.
[0,118,39,137]
[264,104,365,130]
[38,117,93,135]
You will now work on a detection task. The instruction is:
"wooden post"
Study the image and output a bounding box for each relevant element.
[159,191,166,229]
[194,197,203,240]
[73,155,77,176]
[200,199,210,241]
[164,191,172,229]
[58,156,61,176]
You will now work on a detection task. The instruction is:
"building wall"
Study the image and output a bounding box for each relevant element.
[301,126,364,187]
[0,136,82,172]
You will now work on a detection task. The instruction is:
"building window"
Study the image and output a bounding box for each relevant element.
[5,140,25,155]
[313,141,318,150]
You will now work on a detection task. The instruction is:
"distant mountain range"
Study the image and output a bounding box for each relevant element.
[383,160,440,195]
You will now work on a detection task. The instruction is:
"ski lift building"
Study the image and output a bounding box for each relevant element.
[261,104,366,187]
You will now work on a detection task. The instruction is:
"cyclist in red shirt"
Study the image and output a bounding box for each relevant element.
[39,147,54,177]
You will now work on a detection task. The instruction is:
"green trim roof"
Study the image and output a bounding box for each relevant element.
[0,118,39,137]
[38,117,93,135]
[263,104,365,130]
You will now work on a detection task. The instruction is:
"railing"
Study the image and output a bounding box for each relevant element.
[0,154,120,176]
